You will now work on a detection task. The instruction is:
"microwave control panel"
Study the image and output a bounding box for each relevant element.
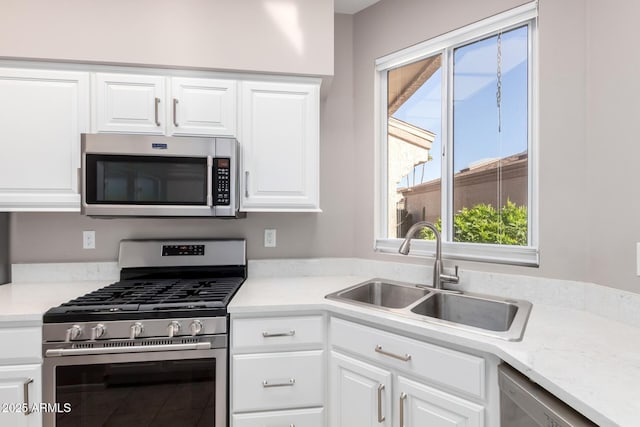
[213,158,231,206]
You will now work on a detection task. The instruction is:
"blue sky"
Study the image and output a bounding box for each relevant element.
[394,26,528,187]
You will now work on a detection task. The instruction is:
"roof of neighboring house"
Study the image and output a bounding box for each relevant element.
[388,116,435,150]
[398,152,528,194]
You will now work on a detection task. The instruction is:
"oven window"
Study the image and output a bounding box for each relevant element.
[86,155,208,205]
[55,358,215,427]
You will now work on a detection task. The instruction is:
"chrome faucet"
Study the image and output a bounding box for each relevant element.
[398,221,459,289]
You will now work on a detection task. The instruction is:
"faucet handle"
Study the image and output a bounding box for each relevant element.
[441,265,460,284]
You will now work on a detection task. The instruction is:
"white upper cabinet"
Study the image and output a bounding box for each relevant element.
[93,73,237,137]
[169,77,236,137]
[240,80,320,212]
[0,68,89,211]
[93,73,166,134]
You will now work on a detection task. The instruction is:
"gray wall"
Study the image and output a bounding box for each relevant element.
[351,0,593,285]
[585,0,640,291]
[8,1,640,293]
[9,15,356,263]
[0,0,334,76]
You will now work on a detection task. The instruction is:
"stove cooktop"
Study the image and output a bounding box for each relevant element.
[43,277,244,323]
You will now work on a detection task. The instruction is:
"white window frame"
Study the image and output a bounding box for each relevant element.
[374,2,539,266]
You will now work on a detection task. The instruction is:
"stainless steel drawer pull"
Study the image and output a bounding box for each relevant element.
[399,392,407,427]
[154,97,161,126]
[23,378,33,416]
[173,98,179,126]
[377,383,385,423]
[262,378,296,388]
[262,330,296,338]
[375,344,412,362]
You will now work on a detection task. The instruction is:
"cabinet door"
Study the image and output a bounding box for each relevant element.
[330,351,392,427]
[397,376,484,427]
[93,73,165,134]
[0,364,42,427]
[170,77,236,136]
[0,68,89,211]
[240,80,320,212]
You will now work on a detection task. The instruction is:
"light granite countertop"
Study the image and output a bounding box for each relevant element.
[3,259,640,426]
[0,280,110,325]
[229,275,640,427]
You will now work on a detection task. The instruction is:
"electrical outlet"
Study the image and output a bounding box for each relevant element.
[264,229,276,248]
[83,231,95,249]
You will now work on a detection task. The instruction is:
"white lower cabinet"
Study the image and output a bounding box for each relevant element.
[330,317,493,427]
[233,408,324,427]
[233,351,324,413]
[231,314,326,427]
[0,364,42,427]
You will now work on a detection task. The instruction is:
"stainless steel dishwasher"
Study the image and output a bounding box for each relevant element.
[499,364,598,427]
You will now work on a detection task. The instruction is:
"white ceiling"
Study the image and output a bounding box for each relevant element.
[334,0,381,14]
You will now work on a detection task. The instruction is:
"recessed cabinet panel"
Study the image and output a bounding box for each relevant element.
[170,77,236,136]
[94,73,165,134]
[233,407,324,427]
[398,376,484,427]
[240,80,320,211]
[0,364,42,427]
[330,351,392,427]
[0,68,88,211]
[232,350,324,412]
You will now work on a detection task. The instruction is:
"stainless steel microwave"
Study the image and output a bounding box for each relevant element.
[81,133,239,217]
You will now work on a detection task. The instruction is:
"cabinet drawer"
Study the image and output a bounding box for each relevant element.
[233,407,324,427]
[330,318,485,399]
[0,327,41,362]
[232,315,323,351]
[233,351,324,412]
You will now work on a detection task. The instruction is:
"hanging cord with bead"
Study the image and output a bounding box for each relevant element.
[496,32,504,243]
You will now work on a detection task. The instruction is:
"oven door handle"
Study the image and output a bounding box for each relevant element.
[45,342,212,357]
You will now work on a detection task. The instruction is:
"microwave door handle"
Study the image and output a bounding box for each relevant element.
[207,157,213,207]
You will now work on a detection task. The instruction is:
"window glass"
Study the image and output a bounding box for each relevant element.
[452,26,528,245]
[387,54,442,240]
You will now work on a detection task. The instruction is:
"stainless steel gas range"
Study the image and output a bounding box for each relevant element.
[42,239,246,427]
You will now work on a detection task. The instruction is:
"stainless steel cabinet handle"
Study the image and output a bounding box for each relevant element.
[245,171,249,197]
[173,98,179,127]
[23,378,33,416]
[262,378,295,388]
[155,97,161,126]
[377,383,385,423]
[375,344,412,362]
[262,330,295,338]
[399,392,407,427]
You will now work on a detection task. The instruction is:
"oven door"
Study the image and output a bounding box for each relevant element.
[43,346,226,427]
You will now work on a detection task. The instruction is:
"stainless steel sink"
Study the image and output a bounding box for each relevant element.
[410,292,519,332]
[326,279,532,341]
[329,279,430,309]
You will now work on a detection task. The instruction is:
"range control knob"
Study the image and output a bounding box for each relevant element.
[189,320,203,336]
[91,324,107,340]
[168,321,181,338]
[65,325,83,342]
[130,322,144,340]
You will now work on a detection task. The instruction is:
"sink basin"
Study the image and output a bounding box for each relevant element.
[325,279,430,309]
[325,278,532,341]
[410,292,518,332]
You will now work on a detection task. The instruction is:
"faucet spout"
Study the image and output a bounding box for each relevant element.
[398,221,458,289]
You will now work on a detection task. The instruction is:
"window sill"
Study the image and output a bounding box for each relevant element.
[375,238,539,267]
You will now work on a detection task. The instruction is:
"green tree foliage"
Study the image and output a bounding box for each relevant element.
[419,201,527,245]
